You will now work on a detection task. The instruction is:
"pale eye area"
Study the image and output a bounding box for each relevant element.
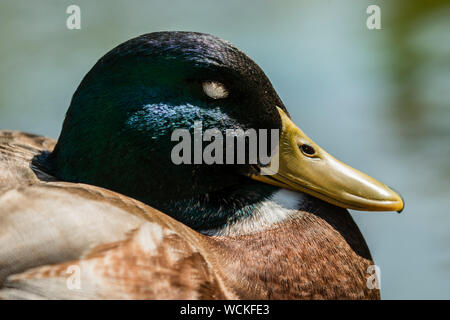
[202,81,229,99]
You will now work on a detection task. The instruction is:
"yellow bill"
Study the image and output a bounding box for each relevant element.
[250,107,404,212]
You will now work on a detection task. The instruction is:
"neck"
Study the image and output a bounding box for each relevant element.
[42,143,301,235]
[153,183,308,236]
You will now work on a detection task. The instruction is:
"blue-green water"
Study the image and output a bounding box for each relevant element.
[0,0,449,299]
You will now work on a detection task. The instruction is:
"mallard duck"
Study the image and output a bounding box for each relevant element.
[0,32,403,300]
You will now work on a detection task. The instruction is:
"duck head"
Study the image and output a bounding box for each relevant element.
[49,32,403,231]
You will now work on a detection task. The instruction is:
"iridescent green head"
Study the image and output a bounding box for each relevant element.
[50,31,404,232]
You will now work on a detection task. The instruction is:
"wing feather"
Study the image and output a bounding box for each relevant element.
[0,130,232,299]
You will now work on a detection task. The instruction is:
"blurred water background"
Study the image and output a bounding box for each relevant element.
[0,0,448,299]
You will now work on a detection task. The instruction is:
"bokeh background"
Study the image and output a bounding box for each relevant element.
[0,0,449,299]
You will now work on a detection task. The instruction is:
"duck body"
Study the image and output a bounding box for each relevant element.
[0,131,378,299]
[0,32,401,299]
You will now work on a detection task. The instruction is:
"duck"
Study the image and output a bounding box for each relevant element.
[0,31,404,300]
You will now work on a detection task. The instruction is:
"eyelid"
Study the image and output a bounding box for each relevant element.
[202,81,229,99]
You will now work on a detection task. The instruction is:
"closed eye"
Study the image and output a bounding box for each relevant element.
[202,81,229,99]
